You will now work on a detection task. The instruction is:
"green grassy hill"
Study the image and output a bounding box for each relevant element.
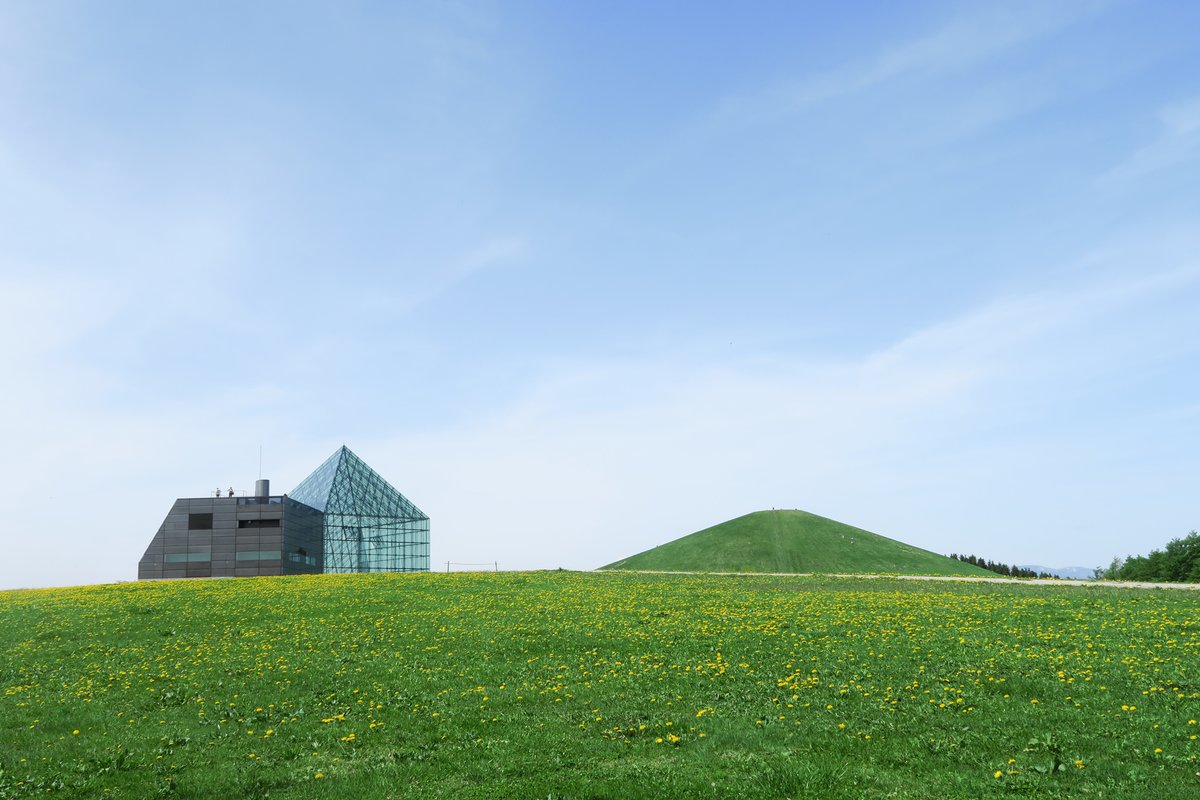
[600,509,993,576]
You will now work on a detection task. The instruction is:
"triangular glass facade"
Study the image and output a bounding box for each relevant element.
[290,446,430,573]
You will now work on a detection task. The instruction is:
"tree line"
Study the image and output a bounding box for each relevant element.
[1096,530,1200,583]
[948,554,1053,579]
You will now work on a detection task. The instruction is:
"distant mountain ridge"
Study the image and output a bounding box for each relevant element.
[1019,565,1096,580]
[601,510,993,577]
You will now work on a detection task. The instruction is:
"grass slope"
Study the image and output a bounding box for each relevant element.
[1,572,1196,799]
[601,509,993,576]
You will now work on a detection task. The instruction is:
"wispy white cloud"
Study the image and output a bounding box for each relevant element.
[1099,96,1200,184]
[414,235,529,308]
[343,235,529,317]
[709,0,1117,129]
[0,276,118,363]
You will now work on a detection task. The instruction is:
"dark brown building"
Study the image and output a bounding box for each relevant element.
[137,480,324,579]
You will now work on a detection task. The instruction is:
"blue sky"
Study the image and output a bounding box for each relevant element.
[2,0,1198,589]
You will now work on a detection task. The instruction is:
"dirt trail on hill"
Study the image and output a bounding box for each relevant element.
[603,570,1200,591]
[876,574,1199,590]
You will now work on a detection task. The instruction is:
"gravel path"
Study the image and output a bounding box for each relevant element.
[868,574,1200,590]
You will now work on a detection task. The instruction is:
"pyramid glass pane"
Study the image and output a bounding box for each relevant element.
[289,449,342,512]
[290,446,429,573]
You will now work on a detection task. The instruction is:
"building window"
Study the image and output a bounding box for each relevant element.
[188,513,213,530]
[235,550,282,561]
[237,519,281,528]
[165,550,211,563]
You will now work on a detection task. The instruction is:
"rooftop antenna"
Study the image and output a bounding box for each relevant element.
[259,445,263,479]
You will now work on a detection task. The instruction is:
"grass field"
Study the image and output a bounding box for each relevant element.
[601,510,994,577]
[1,572,1198,798]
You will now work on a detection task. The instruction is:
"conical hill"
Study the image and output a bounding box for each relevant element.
[599,510,991,576]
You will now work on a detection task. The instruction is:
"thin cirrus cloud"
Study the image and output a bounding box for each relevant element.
[1098,96,1200,184]
[395,236,530,316]
[707,0,1116,129]
[323,235,530,325]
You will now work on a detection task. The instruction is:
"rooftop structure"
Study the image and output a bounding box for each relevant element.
[138,446,429,580]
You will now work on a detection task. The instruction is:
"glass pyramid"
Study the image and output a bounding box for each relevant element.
[290,446,430,573]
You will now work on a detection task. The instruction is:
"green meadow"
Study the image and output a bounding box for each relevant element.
[1,572,1197,798]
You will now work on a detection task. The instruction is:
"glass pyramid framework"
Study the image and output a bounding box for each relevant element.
[289,446,430,573]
